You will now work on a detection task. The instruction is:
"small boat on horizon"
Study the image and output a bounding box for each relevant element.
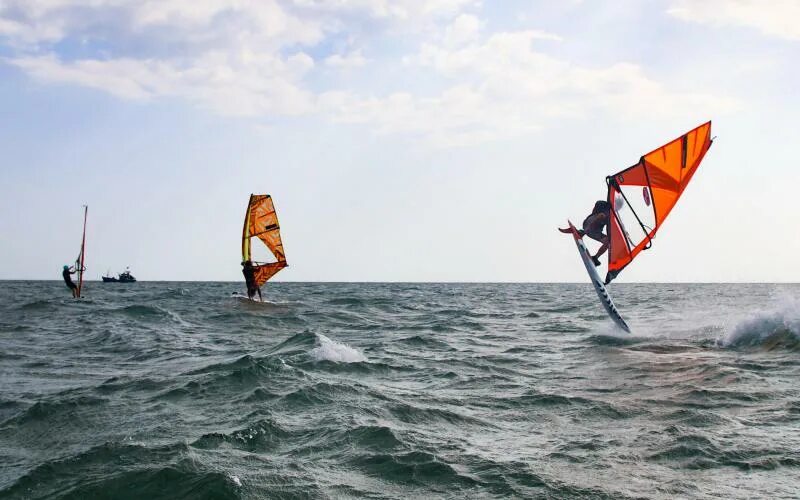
[102,268,137,283]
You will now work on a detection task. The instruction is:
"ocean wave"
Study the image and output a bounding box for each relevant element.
[266,330,317,357]
[396,334,452,350]
[585,332,647,346]
[343,425,404,451]
[19,299,57,311]
[310,333,367,363]
[2,441,238,500]
[387,401,487,426]
[2,395,108,426]
[112,304,193,326]
[648,433,800,471]
[347,451,478,489]
[280,381,362,407]
[290,424,405,457]
[191,417,289,452]
[3,282,800,499]
[325,296,365,306]
[719,299,800,349]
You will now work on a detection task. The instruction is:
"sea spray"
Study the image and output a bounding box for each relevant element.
[310,333,367,363]
[720,297,800,348]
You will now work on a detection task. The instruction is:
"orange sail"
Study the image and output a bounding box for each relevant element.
[242,194,287,287]
[605,121,713,284]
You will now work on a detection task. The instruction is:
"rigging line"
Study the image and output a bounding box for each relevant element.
[607,169,653,250]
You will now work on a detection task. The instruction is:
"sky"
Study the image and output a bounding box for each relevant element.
[0,0,798,282]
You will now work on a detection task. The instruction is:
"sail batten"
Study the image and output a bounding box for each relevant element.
[242,194,287,287]
[605,121,712,284]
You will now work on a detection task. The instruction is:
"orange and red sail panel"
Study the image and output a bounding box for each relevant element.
[605,121,713,283]
[242,194,287,287]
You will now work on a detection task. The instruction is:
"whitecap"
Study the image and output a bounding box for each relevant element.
[310,333,367,363]
[719,297,800,348]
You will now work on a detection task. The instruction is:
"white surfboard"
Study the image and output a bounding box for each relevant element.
[562,220,630,333]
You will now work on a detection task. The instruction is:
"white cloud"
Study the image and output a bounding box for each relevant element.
[11,49,317,116]
[325,28,736,146]
[0,0,737,147]
[290,0,477,21]
[668,0,800,40]
[324,49,367,68]
[443,13,482,46]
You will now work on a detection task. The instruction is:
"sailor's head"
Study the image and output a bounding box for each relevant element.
[242,260,252,266]
[63,265,69,270]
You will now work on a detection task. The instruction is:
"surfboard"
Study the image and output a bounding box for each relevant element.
[561,220,630,333]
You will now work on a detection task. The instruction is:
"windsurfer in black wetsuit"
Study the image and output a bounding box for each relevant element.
[242,260,262,301]
[559,200,611,267]
[579,200,611,266]
[62,265,78,298]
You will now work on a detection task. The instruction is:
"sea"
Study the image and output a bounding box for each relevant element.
[1,281,799,499]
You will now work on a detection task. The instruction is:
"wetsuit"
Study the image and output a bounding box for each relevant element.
[582,201,609,243]
[242,265,258,298]
[62,268,77,290]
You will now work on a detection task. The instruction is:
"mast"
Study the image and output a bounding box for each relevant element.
[242,194,254,264]
[77,205,87,298]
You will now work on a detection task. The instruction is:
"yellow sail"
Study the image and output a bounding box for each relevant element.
[242,194,287,286]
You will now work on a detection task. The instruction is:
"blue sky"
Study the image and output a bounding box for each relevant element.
[1,0,798,281]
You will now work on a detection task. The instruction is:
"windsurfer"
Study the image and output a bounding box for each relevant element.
[62,265,78,298]
[560,200,610,266]
[580,200,610,266]
[242,260,262,301]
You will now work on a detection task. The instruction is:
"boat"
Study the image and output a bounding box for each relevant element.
[102,268,137,283]
[242,194,287,293]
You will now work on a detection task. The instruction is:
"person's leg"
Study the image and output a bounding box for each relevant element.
[256,287,263,302]
[593,236,609,259]
[584,232,608,266]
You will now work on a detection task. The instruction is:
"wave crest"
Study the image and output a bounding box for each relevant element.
[720,299,800,349]
[310,334,367,363]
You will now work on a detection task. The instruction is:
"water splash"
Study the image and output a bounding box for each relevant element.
[310,333,367,363]
[720,297,800,349]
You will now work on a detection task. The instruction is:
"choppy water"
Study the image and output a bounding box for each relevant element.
[1,281,799,499]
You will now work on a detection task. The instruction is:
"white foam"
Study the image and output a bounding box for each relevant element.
[229,474,242,487]
[719,296,800,347]
[310,333,367,363]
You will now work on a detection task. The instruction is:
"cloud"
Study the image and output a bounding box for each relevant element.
[667,0,800,40]
[1,1,737,147]
[324,50,367,69]
[10,50,317,116]
[443,13,482,46]
[290,0,477,21]
[322,28,736,146]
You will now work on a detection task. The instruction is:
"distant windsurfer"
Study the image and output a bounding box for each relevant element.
[242,260,263,301]
[62,265,78,298]
[559,200,610,267]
